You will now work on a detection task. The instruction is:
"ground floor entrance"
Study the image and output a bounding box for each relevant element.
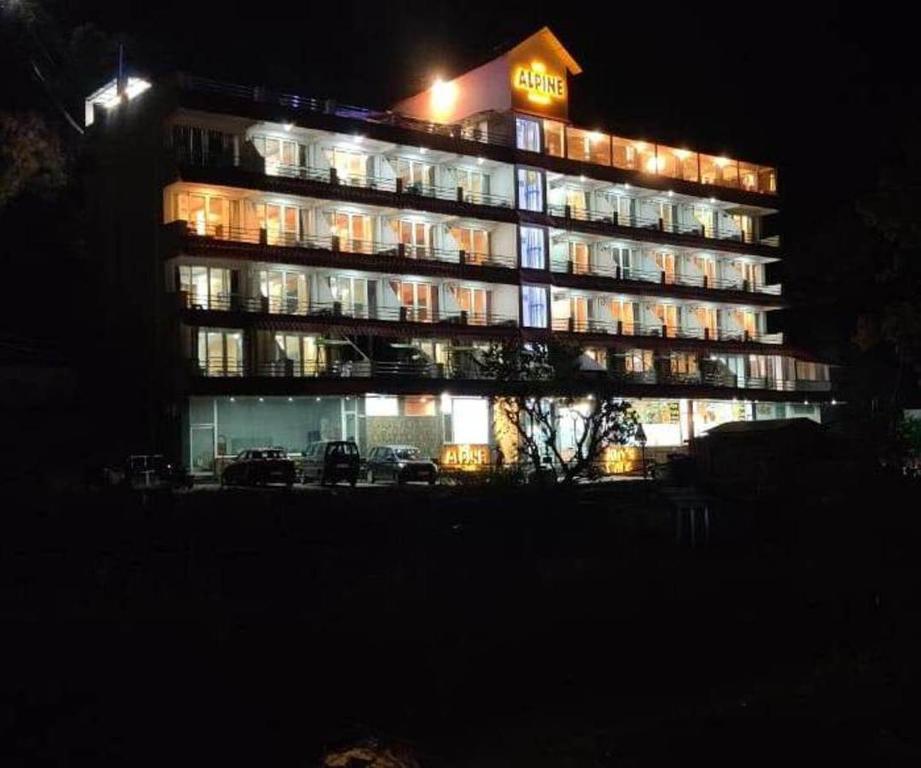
[184,394,822,476]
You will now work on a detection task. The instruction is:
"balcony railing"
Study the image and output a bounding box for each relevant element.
[550,317,781,344]
[181,223,518,269]
[178,74,514,147]
[177,74,777,196]
[546,203,775,248]
[174,146,514,209]
[177,292,519,329]
[549,257,782,296]
[188,355,826,393]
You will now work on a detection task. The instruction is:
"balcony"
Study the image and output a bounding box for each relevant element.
[550,317,783,345]
[180,222,519,270]
[176,75,778,198]
[174,146,515,211]
[546,202,776,250]
[188,354,828,397]
[549,256,782,298]
[177,291,519,331]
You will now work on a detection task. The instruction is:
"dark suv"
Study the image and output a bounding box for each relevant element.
[301,440,360,486]
[366,445,438,485]
[221,447,297,487]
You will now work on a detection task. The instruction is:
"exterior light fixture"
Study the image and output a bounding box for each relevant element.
[431,77,458,118]
[287,397,293,402]
[579,174,586,182]
[352,135,364,144]
[477,157,484,165]
[284,123,294,132]
[623,183,631,190]
[832,399,837,405]
[258,397,264,402]
[667,190,674,197]
[420,146,428,154]
[709,197,717,204]
[229,397,235,402]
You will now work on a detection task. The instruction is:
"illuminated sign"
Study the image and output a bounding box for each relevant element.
[601,446,642,475]
[513,61,565,106]
[440,443,491,471]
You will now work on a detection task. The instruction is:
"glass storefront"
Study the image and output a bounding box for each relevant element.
[185,395,820,475]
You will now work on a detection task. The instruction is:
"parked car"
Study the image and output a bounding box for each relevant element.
[221,447,297,487]
[301,440,360,486]
[365,445,438,485]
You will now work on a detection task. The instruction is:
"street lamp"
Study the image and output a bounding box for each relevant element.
[635,422,648,479]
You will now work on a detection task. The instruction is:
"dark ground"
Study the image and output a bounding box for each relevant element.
[3,476,920,766]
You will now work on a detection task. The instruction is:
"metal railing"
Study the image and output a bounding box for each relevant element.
[182,223,518,269]
[188,355,825,393]
[177,75,776,197]
[179,74,516,148]
[174,146,515,209]
[546,203,776,248]
[549,257,782,296]
[177,292,519,328]
[550,317,781,344]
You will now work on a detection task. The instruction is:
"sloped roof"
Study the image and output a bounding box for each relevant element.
[517,27,583,75]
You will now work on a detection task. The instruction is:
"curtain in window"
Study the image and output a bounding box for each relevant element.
[520,227,545,269]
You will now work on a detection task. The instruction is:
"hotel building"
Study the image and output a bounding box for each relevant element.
[84,28,831,475]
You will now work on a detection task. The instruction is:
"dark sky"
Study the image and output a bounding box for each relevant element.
[4,1,915,211]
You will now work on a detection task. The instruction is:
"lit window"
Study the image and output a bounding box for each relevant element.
[404,396,436,417]
[521,285,547,328]
[515,117,541,152]
[517,168,544,212]
[519,226,545,269]
[366,396,399,416]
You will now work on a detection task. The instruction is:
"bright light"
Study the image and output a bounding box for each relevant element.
[645,155,666,174]
[674,149,691,160]
[588,131,603,143]
[420,146,428,154]
[284,123,294,132]
[715,156,731,168]
[351,135,364,144]
[709,197,717,204]
[477,157,484,165]
[667,190,674,197]
[431,77,458,119]
[85,76,152,125]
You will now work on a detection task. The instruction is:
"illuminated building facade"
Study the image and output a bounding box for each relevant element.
[85,27,831,475]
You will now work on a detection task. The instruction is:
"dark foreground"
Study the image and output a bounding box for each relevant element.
[3,477,920,766]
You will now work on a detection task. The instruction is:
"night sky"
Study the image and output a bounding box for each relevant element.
[2,0,917,355]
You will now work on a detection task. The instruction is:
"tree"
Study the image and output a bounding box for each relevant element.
[480,339,639,484]
[0,112,67,207]
[321,739,420,768]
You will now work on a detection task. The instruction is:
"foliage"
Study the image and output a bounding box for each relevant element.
[0,112,67,207]
[321,740,420,768]
[480,339,639,484]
